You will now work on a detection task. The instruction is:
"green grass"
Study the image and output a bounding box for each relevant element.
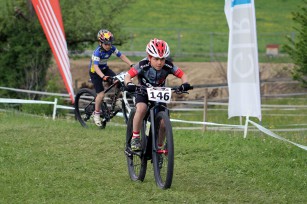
[113,0,303,61]
[170,96,307,129]
[0,110,306,203]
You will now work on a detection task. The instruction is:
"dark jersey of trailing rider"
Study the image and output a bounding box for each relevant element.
[127,57,184,87]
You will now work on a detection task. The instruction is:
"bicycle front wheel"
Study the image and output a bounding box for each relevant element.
[152,111,174,189]
[121,91,135,124]
[125,108,147,181]
[74,88,96,128]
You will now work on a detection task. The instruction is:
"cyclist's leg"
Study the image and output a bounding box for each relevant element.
[133,94,149,131]
[104,67,120,104]
[95,92,104,110]
[125,108,148,181]
[103,67,116,77]
[133,103,147,132]
[90,72,105,126]
[131,95,148,151]
[103,67,116,86]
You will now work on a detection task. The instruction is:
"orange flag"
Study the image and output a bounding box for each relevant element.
[32,0,74,103]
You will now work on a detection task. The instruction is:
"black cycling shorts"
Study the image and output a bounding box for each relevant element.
[135,92,167,109]
[89,67,116,93]
[135,93,148,104]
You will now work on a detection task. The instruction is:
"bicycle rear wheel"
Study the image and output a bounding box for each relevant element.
[74,88,96,128]
[125,108,147,181]
[152,111,174,189]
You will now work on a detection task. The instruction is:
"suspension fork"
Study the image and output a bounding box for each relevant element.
[150,108,157,152]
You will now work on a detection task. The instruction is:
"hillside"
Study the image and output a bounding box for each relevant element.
[113,0,301,55]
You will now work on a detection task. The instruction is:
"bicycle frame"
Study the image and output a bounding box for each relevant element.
[74,72,134,128]
[102,80,122,120]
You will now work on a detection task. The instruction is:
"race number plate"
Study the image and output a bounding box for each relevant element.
[147,87,172,103]
[115,72,127,82]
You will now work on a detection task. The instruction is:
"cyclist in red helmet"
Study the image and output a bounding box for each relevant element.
[89,29,133,127]
[124,38,191,151]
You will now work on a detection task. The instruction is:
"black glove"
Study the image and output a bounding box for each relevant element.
[178,83,192,91]
[102,76,114,84]
[125,82,136,92]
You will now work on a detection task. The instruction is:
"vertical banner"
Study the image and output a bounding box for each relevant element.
[225,0,261,120]
[31,0,75,103]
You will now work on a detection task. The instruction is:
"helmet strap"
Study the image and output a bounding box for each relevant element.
[99,42,107,51]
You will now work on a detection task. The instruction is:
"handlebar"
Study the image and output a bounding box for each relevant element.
[171,85,193,94]
[133,85,193,95]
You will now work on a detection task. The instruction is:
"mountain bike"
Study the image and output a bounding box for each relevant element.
[124,85,193,189]
[74,72,135,128]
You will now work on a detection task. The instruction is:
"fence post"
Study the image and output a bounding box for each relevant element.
[52,98,58,120]
[202,88,208,132]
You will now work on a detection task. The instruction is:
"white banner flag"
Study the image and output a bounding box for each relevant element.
[225,0,261,120]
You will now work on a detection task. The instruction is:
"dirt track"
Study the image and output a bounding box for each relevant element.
[49,59,305,101]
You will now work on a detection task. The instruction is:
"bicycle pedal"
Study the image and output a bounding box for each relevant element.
[83,115,91,121]
[124,149,132,157]
[127,147,142,157]
[132,151,142,157]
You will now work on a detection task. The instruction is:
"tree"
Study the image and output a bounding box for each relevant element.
[0,0,133,99]
[284,0,307,87]
[0,0,51,99]
[61,0,133,50]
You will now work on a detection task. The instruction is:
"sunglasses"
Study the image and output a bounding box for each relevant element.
[153,57,165,60]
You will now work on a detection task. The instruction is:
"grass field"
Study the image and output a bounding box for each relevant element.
[114,0,303,59]
[0,109,306,203]
[1,1,306,202]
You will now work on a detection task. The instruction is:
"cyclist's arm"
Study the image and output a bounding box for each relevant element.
[180,73,189,84]
[124,72,133,86]
[112,46,133,67]
[93,64,105,79]
[119,54,133,67]
[125,66,138,86]
[173,67,189,84]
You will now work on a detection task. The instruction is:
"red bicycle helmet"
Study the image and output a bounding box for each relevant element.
[146,38,170,58]
[97,29,114,44]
